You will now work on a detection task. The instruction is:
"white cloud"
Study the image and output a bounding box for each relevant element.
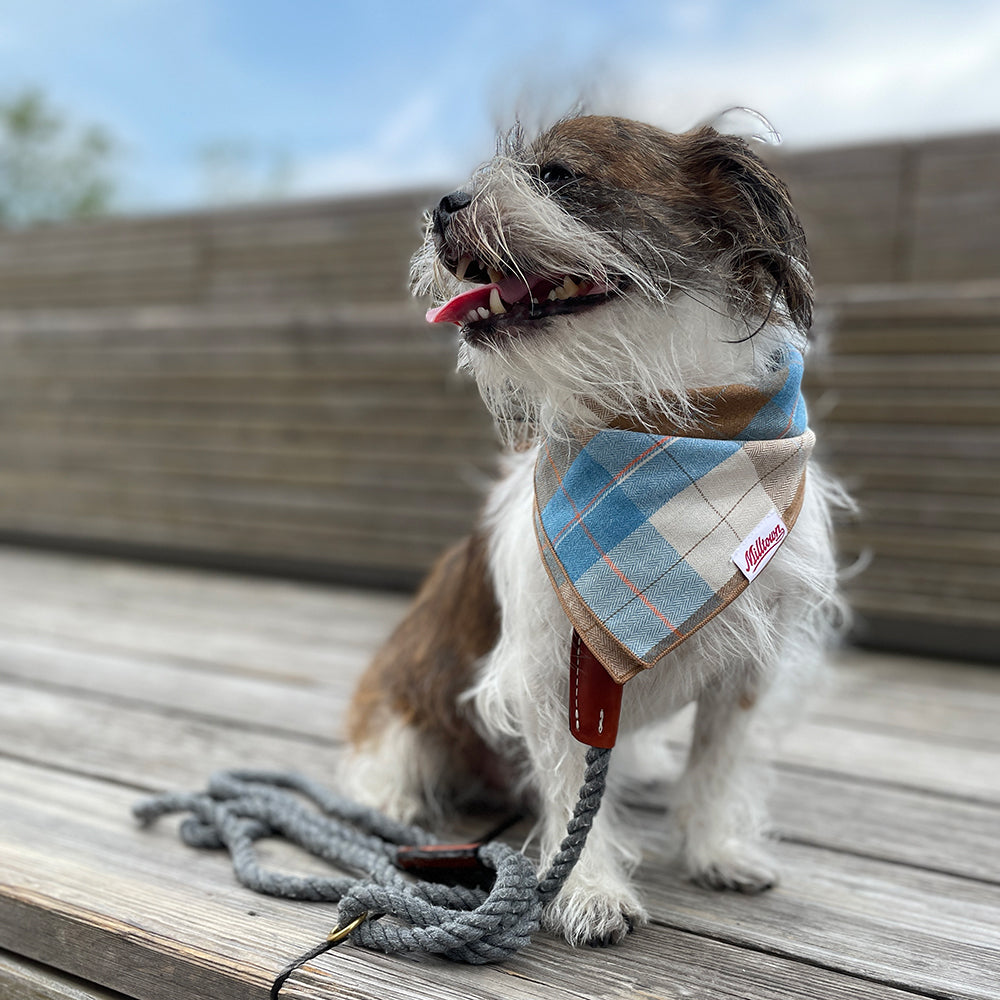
[621,0,1000,147]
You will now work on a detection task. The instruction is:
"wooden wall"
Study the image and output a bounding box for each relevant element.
[0,132,996,657]
[0,304,494,586]
[775,131,1000,285]
[0,190,434,310]
[805,285,1000,660]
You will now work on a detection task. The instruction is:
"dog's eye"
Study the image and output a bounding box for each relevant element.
[538,163,577,188]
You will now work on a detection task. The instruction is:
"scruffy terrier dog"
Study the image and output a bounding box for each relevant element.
[344,115,844,947]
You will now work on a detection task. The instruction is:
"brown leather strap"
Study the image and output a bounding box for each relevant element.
[569,630,623,748]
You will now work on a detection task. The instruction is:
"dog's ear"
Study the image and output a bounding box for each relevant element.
[684,128,813,335]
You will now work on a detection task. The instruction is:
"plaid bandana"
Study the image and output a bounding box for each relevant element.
[534,346,814,684]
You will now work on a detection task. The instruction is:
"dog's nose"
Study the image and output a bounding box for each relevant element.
[433,189,472,238]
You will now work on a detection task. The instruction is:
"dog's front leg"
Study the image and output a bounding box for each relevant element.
[669,670,779,892]
[522,703,649,946]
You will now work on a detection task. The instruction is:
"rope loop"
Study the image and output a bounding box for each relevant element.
[133,748,611,973]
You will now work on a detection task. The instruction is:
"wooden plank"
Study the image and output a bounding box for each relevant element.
[0,681,345,787]
[805,353,1000,388]
[0,544,997,997]
[844,491,1000,526]
[0,951,133,1000]
[0,762,933,1000]
[819,424,1000,459]
[3,537,996,749]
[0,444,493,489]
[846,561,1000,606]
[0,413,495,450]
[837,525,1000,565]
[819,388,1000,424]
[0,544,995,785]
[816,664,1000,748]
[838,647,1000,691]
[821,460,1000,496]
[912,136,1000,282]
[0,469,484,523]
[825,325,1000,355]
[641,841,1000,1000]
[0,544,408,631]
[847,587,1000,630]
[0,191,435,309]
[0,513,454,576]
[6,708,995,996]
[657,700,1000,805]
[772,770,1000,882]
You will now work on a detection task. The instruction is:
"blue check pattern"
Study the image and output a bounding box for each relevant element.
[534,346,814,683]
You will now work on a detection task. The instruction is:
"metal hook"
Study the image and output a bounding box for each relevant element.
[270,912,370,999]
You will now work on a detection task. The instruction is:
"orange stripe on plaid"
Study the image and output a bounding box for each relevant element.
[542,443,680,638]
[576,518,681,637]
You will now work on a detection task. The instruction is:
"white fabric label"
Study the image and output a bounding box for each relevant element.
[732,508,788,581]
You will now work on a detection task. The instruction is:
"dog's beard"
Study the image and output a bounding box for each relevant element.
[456,293,798,446]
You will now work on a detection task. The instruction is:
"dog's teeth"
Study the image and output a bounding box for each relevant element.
[477,306,490,320]
[562,276,579,297]
[547,289,558,301]
[487,267,504,284]
[466,309,479,322]
[489,288,506,314]
[454,256,472,282]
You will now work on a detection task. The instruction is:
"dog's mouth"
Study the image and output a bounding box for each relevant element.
[426,257,622,345]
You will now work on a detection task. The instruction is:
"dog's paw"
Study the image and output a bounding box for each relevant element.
[685,842,779,894]
[543,880,648,947]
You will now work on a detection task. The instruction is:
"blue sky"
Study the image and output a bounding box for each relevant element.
[2,0,999,213]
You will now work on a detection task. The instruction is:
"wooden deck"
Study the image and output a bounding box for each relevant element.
[0,543,997,1000]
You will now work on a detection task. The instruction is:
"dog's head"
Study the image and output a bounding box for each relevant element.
[412,115,812,439]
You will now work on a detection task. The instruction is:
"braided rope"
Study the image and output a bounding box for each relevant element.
[133,748,611,967]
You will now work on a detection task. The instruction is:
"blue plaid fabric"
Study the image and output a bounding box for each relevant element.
[534,346,814,683]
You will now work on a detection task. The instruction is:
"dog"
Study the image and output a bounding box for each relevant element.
[343,114,846,947]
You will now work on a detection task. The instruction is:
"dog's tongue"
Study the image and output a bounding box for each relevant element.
[426,276,538,325]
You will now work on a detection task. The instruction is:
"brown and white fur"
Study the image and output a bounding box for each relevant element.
[343,115,846,947]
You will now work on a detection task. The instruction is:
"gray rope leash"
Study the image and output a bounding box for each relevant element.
[133,748,611,990]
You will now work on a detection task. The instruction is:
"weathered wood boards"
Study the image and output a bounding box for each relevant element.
[806,285,1000,657]
[1,286,996,653]
[0,306,496,586]
[0,547,998,1000]
[773,131,1000,286]
[0,190,436,310]
[0,132,998,649]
